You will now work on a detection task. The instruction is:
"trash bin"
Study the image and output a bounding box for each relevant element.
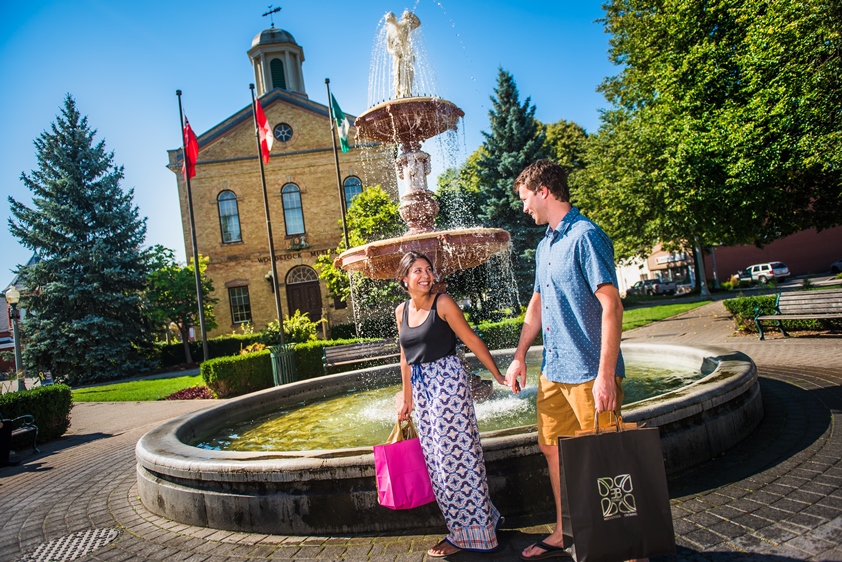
[270,344,297,386]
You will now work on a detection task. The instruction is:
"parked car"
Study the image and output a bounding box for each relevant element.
[735,268,753,285]
[626,279,677,296]
[831,258,842,274]
[746,262,790,284]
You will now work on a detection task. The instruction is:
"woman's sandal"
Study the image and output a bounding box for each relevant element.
[427,538,461,558]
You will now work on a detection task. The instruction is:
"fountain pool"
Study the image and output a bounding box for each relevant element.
[194,362,708,452]
[136,343,761,535]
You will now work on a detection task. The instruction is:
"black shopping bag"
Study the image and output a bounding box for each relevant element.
[558,418,675,562]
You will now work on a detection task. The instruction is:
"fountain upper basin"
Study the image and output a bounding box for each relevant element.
[355,97,464,147]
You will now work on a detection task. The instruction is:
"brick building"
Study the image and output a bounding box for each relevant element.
[167,26,395,338]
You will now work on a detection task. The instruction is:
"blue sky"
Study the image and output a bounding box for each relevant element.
[0,0,617,279]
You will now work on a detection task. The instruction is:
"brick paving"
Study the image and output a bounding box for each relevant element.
[1,299,841,561]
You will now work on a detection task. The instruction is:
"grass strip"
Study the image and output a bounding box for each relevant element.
[622,301,709,331]
[72,375,204,402]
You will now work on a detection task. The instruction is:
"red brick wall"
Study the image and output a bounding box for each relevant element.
[704,226,842,282]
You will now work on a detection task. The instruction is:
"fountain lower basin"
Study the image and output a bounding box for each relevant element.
[136,343,761,535]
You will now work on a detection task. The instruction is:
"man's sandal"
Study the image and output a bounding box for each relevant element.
[519,540,572,560]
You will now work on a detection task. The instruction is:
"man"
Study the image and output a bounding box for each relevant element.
[505,159,625,560]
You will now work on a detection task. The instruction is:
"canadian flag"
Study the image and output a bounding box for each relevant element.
[182,118,199,179]
[255,99,273,164]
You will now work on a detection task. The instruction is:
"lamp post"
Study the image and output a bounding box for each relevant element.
[5,287,25,391]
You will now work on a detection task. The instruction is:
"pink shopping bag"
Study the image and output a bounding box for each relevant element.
[373,420,436,510]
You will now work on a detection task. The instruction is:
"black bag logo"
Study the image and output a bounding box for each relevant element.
[598,474,637,519]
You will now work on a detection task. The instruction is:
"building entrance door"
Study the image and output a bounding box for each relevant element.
[286,266,322,321]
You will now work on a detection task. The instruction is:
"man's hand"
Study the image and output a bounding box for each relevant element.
[505,358,527,394]
[592,374,617,413]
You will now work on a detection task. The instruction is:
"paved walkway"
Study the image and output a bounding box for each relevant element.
[1,301,841,561]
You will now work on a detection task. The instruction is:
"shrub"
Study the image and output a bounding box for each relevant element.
[723,293,842,333]
[201,337,402,397]
[476,316,541,350]
[155,333,266,368]
[263,311,326,344]
[330,323,357,340]
[201,351,273,398]
[722,295,775,331]
[0,384,73,444]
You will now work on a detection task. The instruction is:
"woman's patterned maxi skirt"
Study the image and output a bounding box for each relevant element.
[411,354,500,551]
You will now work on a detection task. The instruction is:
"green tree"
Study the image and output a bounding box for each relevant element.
[315,185,405,337]
[575,0,842,267]
[543,119,588,174]
[476,68,547,297]
[435,147,485,229]
[145,245,218,364]
[8,95,153,384]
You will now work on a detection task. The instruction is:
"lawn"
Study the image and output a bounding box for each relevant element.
[622,301,709,331]
[70,301,711,401]
[72,374,204,402]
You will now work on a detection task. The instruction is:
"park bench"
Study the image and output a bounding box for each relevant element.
[754,288,842,340]
[2,414,40,453]
[323,338,401,373]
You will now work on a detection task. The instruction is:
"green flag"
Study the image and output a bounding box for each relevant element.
[330,94,350,153]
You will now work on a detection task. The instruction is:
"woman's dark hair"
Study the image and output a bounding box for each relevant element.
[395,251,435,290]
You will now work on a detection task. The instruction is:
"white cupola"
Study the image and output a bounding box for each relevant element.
[248,27,307,97]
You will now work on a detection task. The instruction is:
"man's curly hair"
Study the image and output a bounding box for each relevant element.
[514,159,570,203]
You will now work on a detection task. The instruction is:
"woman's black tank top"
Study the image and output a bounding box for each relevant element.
[399,294,457,365]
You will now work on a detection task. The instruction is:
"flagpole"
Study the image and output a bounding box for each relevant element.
[325,78,351,250]
[249,84,286,345]
[176,90,209,363]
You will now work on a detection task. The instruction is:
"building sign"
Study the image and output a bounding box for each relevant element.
[256,249,332,264]
[655,253,688,265]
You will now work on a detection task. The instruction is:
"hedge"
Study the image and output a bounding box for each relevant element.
[722,293,842,333]
[201,351,273,398]
[0,384,73,444]
[201,338,383,398]
[155,333,267,368]
[476,316,538,350]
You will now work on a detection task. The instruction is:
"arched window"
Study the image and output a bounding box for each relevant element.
[217,190,242,243]
[281,183,305,235]
[286,266,319,284]
[343,176,363,212]
[270,58,286,90]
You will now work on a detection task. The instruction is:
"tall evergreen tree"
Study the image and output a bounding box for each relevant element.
[476,68,546,297]
[8,95,153,384]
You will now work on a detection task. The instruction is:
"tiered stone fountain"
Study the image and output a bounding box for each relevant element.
[334,10,510,280]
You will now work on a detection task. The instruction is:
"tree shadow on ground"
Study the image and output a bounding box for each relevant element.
[2,431,113,477]
[667,376,836,498]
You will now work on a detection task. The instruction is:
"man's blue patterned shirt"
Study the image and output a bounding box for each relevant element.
[533,207,625,383]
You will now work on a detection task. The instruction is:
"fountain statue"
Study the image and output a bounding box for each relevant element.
[334,10,511,281]
[385,10,420,99]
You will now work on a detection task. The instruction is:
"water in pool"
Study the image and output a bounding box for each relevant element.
[195,363,703,451]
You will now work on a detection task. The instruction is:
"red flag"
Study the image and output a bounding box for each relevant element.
[182,118,199,179]
[255,99,273,164]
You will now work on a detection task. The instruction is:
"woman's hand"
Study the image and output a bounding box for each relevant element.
[397,393,413,421]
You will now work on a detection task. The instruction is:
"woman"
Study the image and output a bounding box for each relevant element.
[395,251,506,558]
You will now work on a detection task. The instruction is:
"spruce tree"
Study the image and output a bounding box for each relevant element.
[8,95,152,384]
[477,68,546,298]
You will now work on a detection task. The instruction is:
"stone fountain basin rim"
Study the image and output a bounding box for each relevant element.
[135,342,755,483]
